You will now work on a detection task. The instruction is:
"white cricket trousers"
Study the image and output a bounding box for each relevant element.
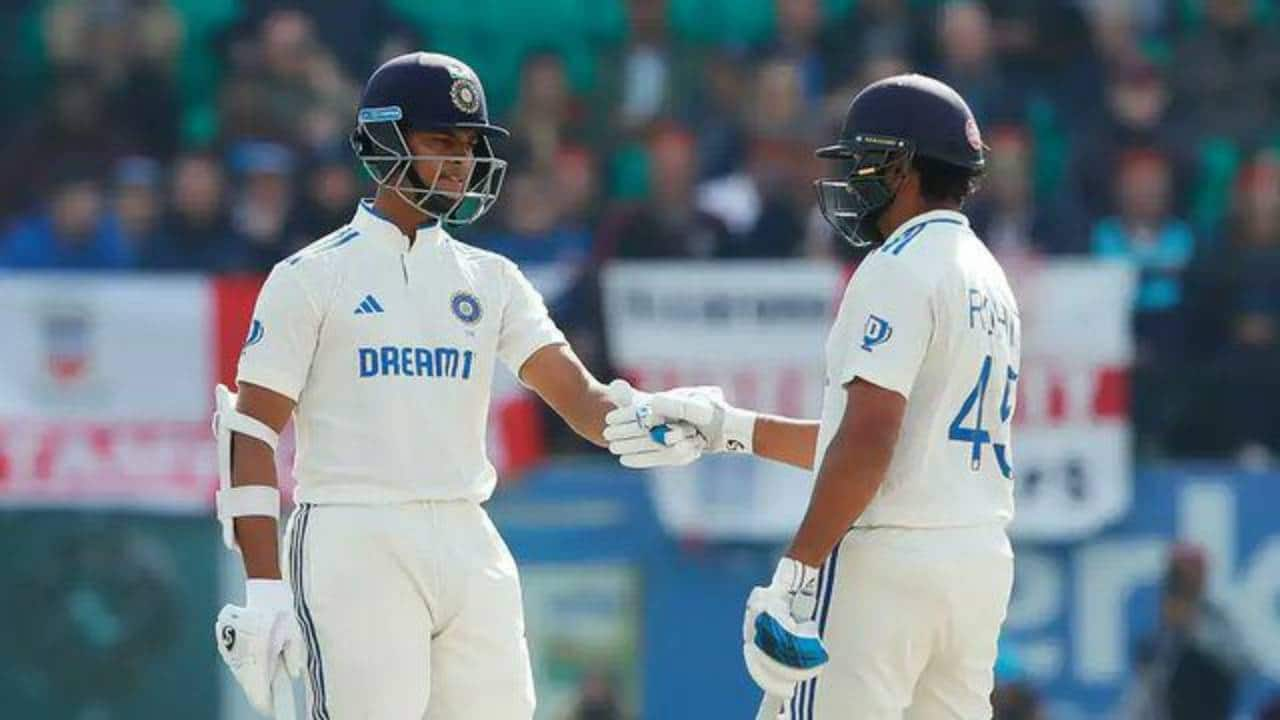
[281,501,536,720]
[782,524,1013,720]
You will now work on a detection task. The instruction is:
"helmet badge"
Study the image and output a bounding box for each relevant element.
[451,78,481,114]
[965,117,983,151]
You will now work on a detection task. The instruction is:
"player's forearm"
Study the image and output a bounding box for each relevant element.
[785,426,895,567]
[520,344,613,447]
[560,380,614,448]
[231,435,283,580]
[751,415,820,470]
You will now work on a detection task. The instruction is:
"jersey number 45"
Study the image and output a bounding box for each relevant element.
[948,355,1017,479]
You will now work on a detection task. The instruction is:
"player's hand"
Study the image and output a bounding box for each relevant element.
[742,558,829,697]
[604,380,706,468]
[645,386,757,454]
[215,579,304,717]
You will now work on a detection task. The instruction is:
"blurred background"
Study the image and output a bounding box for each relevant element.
[1,0,1278,718]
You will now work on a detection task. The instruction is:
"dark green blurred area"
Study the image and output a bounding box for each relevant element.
[0,511,221,720]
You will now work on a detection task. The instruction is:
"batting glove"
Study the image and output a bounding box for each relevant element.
[646,385,757,454]
[215,579,304,717]
[603,380,706,469]
[742,558,829,697]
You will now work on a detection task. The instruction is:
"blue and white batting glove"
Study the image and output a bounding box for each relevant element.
[742,558,829,697]
[604,380,706,469]
[645,385,757,454]
[215,579,304,717]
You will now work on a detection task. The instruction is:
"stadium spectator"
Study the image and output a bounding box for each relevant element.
[604,0,686,133]
[475,170,592,270]
[968,124,1071,257]
[688,49,751,180]
[1066,62,1193,227]
[1182,152,1280,458]
[932,0,1020,125]
[601,123,728,259]
[287,144,362,246]
[1172,0,1280,146]
[1120,544,1252,720]
[838,0,916,71]
[112,156,164,254]
[749,58,815,139]
[509,51,584,174]
[554,144,604,232]
[985,0,1102,128]
[697,133,810,258]
[228,141,297,270]
[757,0,852,102]
[219,9,348,146]
[143,152,246,272]
[0,163,133,270]
[1092,148,1196,360]
[1172,0,1280,144]
[0,66,131,220]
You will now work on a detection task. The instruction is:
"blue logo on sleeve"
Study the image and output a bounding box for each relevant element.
[242,319,264,352]
[861,314,893,351]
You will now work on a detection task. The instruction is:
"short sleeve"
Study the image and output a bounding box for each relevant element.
[235,264,322,401]
[497,260,566,375]
[833,257,934,399]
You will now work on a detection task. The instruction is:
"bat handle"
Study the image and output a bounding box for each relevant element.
[271,667,296,720]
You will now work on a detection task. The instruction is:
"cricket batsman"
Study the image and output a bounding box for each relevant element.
[606,74,1021,719]
[210,52,700,718]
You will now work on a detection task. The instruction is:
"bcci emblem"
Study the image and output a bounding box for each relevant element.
[450,78,480,114]
[451,291,482,325]
[861,314,893,352]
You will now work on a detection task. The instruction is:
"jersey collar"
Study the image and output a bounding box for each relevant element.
[883,209,969,245]
[351,199,446,251]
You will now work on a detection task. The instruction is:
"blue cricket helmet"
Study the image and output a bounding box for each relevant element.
[350,52,508,225]
[815,73,985,246]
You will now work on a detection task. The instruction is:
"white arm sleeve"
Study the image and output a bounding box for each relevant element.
[833,257,934,399]
[497,259,567,375]
[235,264,322,401]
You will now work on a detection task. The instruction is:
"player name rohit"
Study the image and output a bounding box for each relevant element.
[357,345,475,379]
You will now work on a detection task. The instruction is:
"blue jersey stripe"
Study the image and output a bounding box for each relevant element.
[287,228,359,265]
[883,218,964,255]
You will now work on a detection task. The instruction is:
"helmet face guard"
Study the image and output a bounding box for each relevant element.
[352,107,507,226]
[814,134,914,247]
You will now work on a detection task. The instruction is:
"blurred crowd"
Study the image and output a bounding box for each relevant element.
[1,0,1278,460]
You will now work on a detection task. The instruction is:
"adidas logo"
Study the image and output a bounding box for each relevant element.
[354,294,385,315]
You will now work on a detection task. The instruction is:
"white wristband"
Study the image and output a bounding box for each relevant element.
[722,406,758,454]
[245,578,292,611]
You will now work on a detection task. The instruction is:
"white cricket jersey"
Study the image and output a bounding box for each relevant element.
[816,209,1020,528]
[236,200,565,504]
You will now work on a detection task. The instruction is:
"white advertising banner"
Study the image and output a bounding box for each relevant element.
[0,273,218,511]
[1007,260,1136,540]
